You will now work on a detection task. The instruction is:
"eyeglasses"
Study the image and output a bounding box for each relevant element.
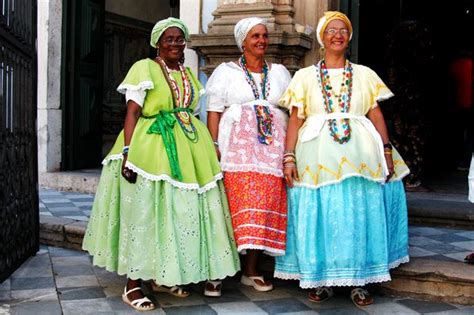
[324,28,350,36]
[161,38,186,46]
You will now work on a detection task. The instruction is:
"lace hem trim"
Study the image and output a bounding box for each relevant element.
[388,255,410,269]
[238,245,285,257]
[117,81,154,94]
[293,172,407,190]
[102,155,223,194]
[273,271,392,288]
[221,164,283,178]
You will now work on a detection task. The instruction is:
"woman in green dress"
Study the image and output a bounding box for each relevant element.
[82,17,240,312]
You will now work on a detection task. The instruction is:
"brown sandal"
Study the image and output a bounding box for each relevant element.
[350,288,373,307]
[308,287,333,303]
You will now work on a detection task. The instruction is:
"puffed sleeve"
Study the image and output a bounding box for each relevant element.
[206,63,229,113]
[278,69,306,119]
[117,59,154,95]
[365,66,394,110]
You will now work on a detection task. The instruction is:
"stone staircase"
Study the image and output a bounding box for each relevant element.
[39,170,474,305]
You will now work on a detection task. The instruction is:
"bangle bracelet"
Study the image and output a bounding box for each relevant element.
[213,141,219,147]
[122,146,130,154]
[383,143,393,150]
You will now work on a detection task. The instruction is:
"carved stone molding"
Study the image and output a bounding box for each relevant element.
[189,0,312,76]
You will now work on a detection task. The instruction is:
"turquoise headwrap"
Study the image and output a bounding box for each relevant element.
[150,17,189,48]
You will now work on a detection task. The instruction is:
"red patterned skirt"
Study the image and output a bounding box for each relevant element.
[223,171,287,255]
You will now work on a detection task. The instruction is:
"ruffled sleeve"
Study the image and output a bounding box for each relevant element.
[206,63,229,113]
[278,69,306,119]
[117,59,154,95]
[365,66,394,109]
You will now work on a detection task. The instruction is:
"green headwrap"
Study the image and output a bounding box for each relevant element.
[150,17,190,48]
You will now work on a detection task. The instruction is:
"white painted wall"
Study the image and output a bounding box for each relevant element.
[37,0,63,173]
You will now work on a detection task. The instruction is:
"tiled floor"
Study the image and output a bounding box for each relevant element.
[39,188,94,221]
[1,246,473,315]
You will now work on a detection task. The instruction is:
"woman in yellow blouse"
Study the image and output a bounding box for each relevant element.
[274,11,410,307]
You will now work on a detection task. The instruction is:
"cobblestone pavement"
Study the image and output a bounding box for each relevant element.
[1,246,473,315]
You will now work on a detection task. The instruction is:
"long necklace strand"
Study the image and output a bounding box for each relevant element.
[156,57,198,142]
[316,59,353,144]
[239,55,273,145]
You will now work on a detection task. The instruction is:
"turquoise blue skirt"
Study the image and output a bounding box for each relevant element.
[274,177,409,288]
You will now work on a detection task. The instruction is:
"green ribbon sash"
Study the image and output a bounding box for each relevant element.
[145,107,193,181]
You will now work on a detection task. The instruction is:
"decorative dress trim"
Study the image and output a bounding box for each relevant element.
[237,244,285,256]
[234,224,286,234]
[294,171,409,191]
[232,208,287,218]
[273,271,392,288]
[102,155,223,194]
[388,255,410,269]
[117,81,154,94]
[222,164,283,178]
[238,236,286,246]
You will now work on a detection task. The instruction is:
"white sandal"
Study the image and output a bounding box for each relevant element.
[350,288,373,307]
[204,280,222,297]
[151,281,190,298]
[122,286,156,311]
[241,275,273,292]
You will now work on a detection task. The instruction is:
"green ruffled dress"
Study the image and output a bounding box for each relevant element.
[82,58,240,285]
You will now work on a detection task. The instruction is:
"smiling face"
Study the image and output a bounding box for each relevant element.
[322,19,350,54]
[242,24,269,58]
[157,27,186,64]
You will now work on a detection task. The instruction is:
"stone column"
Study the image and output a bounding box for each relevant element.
[37,0,63,173]
[189,0,313,76]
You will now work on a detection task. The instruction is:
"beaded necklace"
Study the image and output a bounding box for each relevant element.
[156,57,198,142]
[238,55,273,145]
[316,59,353,144]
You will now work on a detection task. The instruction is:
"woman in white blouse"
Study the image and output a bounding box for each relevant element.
[206,17,291,292]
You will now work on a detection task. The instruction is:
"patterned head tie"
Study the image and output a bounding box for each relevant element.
[316,11,353,47]
[234,17,268,52]
[150,17,190,48]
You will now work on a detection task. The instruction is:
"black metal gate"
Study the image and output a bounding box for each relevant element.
[0,0,38,282]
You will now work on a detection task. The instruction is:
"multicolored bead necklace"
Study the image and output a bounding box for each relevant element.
[156,56,198,142]
[316,59,353,144]
[239,55,273,145]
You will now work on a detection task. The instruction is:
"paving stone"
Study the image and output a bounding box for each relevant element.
[456,231,474,240]
[240,283,293,301]
[408,246,436,258]
[11,265,53,278]
[48,247,87,257]
[0,280,10,291]
[59,286,105,300]
[163,304,217,315]
[317,308,368,314]
[53,264,94,278]
[43,203,76,208]
[156,291,207,308]
[55,275,100,288]
[202,284,250,304]
[209,301,267,314]
[60,298,113,314]
[408,236,443,246]
[20,254,51,268]
[417,243,467,255]
[10,277,55,290]
[50,211,86,217]
[408,227,447,236]
[51,256,92,266]
[10,288,58,301]
[10,300,61,315]
[361,297,419,314]
[0,291,11,301]
[397,298,459,313]
[443,251,473,262]
[256,297,312,314]
[451,240,474,251]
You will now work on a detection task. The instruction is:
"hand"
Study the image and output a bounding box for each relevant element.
[385,153,394,183]
[284,165,299,188]
[121,154,137,184]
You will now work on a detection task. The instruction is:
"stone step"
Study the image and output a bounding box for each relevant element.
[379,258,474,305]
[39,170,100,194]
[38,214,474,305]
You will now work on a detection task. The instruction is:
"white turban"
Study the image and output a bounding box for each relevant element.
[234,17,267,52]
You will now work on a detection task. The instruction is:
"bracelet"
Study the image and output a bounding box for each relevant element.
[383,142,393,150]
[213,141,219,147]
[384,151,392,155]
[122,146,130,154]
[283,150,295,154]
